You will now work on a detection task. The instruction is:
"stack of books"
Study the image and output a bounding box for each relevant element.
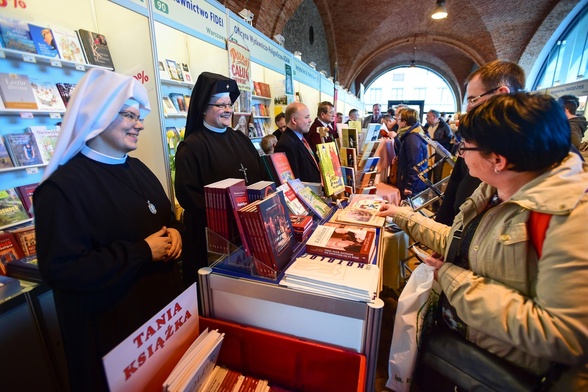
[281,253,380,302]
[304,221,378,264]
[237,192,295,278]
[290,215,313,242]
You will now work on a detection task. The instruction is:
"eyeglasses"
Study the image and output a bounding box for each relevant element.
[466,86,502,106]
[119,111,143,124]
[208,103,233,110]
[457,141,483,155]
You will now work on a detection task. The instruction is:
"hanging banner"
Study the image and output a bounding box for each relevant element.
[285,64,294,95]
[227,40,252,92]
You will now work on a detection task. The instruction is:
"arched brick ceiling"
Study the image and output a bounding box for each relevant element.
[221,0,582,103]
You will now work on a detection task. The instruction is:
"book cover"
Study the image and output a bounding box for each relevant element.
[341,166,356,190]
[361,156,380,173]
[261,152,295,185]
[255,192,295,272]
[0,137,14,168]
[10,225,36,256]
[55,82,76,107]
[158,60,169,80]
[225,179,251,257]
[168,93,187,113]
[316,142,345,196]
[4,133,43,166]
[365,123,382,143]
[76,29,115,69]
[334,202,386,228]
[162,96,178,115]
[0,16,36,53]
[253,81,262,96]
[358,170,378,188]
[304,223,377,264]
[27,126,60,164]
[0,72,39,110]
[166,59,182,81]
[0,233,25,275]
[16,183,38,216]
[30,78,67,111]
[339,147,356,169]
[180,62,193,83]
[287,179,331,220]
[183,94,191,111]
[342,126,359,151]
[357,140,380,171]
[28,23,59,58]
[276,183,308,216]
[0,188,30,227]
[52,26,86,63]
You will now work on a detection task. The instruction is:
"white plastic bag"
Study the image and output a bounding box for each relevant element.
[386,263,440,392]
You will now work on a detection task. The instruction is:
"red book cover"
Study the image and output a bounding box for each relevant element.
[226,180,250,256]
[16,183,38,217]
[10,225,36,256]
[0,233,25,275]
[255,192,295,272]
[263,152,294,185]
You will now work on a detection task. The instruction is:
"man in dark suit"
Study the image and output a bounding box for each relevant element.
[362,103,382,129]
[274,102,322,183]
[304,101,339,155]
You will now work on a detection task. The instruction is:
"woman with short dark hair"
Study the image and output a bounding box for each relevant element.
[379,93,588,390]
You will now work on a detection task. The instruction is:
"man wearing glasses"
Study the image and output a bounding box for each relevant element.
[435,60,525,225]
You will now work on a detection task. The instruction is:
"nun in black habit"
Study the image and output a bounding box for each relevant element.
[174,72,262,287]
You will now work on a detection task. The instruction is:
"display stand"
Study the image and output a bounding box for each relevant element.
[198,267,384,392]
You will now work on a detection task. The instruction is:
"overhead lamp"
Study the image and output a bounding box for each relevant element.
[273,34,285,46]
[238,8,254,24]
[409,47,417,68]
[431,0,448,19]
[294,51,302,60]
[309,61,317,69]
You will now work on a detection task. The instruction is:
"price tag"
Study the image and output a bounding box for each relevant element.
[20,112,34,119]
[26,167,40,175]
[75,64,86,71]
[22,54,37,63]
[50,60,63,68]
[49,113,62,119]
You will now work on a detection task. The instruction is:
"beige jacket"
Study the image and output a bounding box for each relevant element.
[394,153,588,388]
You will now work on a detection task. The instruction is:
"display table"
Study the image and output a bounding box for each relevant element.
[375,138,396,183]
[198,268,383,392]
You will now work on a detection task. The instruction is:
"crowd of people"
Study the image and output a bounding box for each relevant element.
[32,57,588,390]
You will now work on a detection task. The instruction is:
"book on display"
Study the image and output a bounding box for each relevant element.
[29,78,67,112]
[3,132,43,166]
[0,16,36,53]
[315,142,345,196]
[281,253,379,302]
[304,222,377,264]
[76,29,115,69]
[52,26,86,64]
[28,23,59,58]
[0,188,30,227]
[0,73,38,110]
[287,179,331,220]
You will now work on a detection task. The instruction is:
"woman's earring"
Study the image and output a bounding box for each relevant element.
[494,168,501,174]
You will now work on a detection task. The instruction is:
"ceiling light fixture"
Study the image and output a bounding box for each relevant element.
[409,47,417,68]
[431,0,448,19]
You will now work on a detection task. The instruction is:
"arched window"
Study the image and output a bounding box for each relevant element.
[364,67,456,116]
[533,5,588,90]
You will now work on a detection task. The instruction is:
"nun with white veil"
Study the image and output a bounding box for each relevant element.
[33,68,183,391]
